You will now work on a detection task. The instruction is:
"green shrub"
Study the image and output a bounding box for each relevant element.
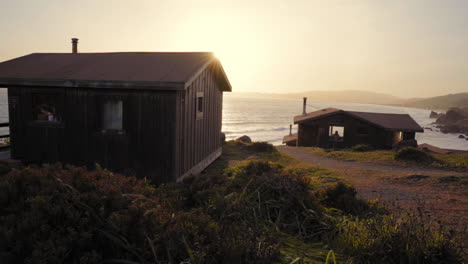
[394,147,436,164]
[247,142,277,153]
[0,164,280,263]
[351,144,374,152]
[321,182,386,216]
[185,160,334,242]
[335,211,465,263]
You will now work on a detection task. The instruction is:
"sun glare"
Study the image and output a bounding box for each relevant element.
[175,15,270,91]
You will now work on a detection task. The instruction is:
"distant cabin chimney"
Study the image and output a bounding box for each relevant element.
[302,97,307,115]
[72,38,79,53]
[289,124,292,136]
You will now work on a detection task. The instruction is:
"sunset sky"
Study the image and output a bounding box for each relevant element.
[1,0,467,97]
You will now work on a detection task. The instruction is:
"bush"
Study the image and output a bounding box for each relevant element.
[335,212,465,263]
[321,182,383,216]
[351,144,374,152]
[394,147,436,164]
[0,164,280,263]
[247,141,277,153]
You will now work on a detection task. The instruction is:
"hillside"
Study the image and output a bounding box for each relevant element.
[402,93,468,110]
[230,90,403,105]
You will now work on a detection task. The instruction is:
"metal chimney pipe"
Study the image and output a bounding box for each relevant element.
[289,124,292,136]
[302,97,307,115]
[72,38,79,53]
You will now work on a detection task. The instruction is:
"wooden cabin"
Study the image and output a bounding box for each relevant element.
[0,45,231,183]
[283,106,423,149]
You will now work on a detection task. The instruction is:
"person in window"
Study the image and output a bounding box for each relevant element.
[37,104,55,121]
[332,131,341,141]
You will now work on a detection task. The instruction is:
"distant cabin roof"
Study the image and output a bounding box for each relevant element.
[0,52,231,91]
[282,133,298,144]
[294,108,423,132]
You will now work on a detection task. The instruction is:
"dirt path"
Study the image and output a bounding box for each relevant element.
[277,146,468,227]
[277,146,467,175]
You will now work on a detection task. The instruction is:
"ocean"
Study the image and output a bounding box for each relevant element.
[0,90,466,150]
[223,94,468,150]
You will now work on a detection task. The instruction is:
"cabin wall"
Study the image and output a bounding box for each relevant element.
[8,86,177,183]
[298,113,392,148]
[175,66,223,180]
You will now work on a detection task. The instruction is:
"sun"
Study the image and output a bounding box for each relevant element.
[174,15,270,91]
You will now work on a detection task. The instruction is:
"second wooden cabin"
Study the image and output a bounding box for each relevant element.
[283,98,423,149]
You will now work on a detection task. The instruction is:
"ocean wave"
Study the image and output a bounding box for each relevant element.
[224,127,289,135]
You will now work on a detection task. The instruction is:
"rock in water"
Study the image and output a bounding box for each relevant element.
[459,135,465,139]
[429,111,439,118]
[237,135,252,143]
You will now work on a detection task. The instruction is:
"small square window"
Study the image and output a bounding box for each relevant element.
[34,94,62,122]
[101,99,123,131]
[329,125,344,142]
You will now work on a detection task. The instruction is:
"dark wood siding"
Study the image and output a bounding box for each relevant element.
[298,113,399,148]
[8,86,177,183]
[175,65,223,179]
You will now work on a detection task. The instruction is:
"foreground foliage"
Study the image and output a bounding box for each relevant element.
[0,142,465,263]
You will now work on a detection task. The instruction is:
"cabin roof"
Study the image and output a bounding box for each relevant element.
[0,52,231,91]
[294,108,341,123]
[282,133,298,144]
[294,108,423,132]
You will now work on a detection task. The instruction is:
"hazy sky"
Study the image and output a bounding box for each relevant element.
[1,0,467,97]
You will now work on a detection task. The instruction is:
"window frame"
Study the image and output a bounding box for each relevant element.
[98,95,126,134]
[196,92,204,120]
[328,125,345,142]
[29,91,65,128]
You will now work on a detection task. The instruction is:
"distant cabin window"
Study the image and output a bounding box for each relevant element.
[34,94,62,122]
[329,125,344,142]
[101,99,123,131]
[357,126,369,135]
[196,92,204,119]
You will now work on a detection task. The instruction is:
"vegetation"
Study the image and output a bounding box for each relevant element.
[394,147,436,164]
[304,147,468,170]
[0,141,465,263]
[351,144,373,152]
[402,93,468,109]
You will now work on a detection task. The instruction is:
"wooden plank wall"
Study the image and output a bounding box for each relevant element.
[9,86,177,183]
[299,114,391,148]
[176,65,223,179]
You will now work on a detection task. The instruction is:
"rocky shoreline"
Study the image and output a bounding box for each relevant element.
[430,107,468,139]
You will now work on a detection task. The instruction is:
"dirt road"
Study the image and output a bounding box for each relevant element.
[277,146,468,227]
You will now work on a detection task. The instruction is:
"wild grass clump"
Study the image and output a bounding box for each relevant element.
[321,182,386,216]
[231,140,277,153]
[335,209,466,263]
[351,144,374,152]
[394,147,436,164]
[183,160,335,242]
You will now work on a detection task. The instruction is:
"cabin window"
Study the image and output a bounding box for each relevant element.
[357,126,369,135]
[101,99,123,131]
[329,125,344,141]
[196,92,204,119]
[33,94,62,122]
